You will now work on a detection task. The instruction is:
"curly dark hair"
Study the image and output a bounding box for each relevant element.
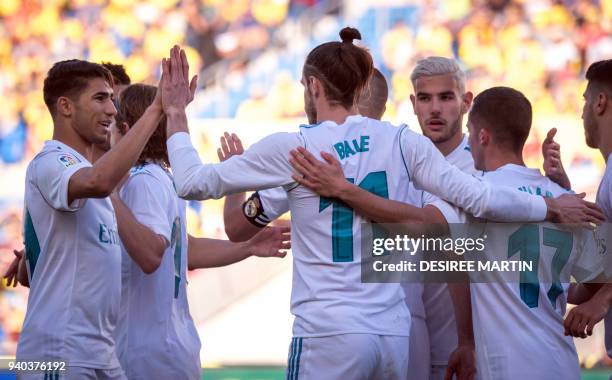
[115,84,169,167]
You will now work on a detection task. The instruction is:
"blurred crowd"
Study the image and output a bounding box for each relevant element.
[1,0,612,366]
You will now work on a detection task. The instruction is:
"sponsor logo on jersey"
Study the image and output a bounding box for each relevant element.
[99,223,120,245]
[57,154,78,167]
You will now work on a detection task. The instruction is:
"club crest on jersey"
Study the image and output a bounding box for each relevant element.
[57,154,78,167]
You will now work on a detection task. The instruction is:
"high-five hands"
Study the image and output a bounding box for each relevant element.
[161,45,198,115]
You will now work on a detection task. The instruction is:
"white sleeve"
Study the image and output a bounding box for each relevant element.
[400,128,547,222]
[120,173,172,244]
[422,191,467,224]
[258,187,290,221]
[570,226,611,282]
[168,132,304,200]
[33,151,90,212]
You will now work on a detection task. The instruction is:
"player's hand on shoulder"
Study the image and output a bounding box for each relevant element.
[445,344,477,380]
[546,192,605,225]
[3,249,23,288]
[246,226,291,258]
[289,147,347,198]
[217,132,244,162]
[564,297,609,338]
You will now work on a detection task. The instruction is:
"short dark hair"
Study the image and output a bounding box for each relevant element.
[469,86,532,153]
[43,59,113,117]
[101,62,131,86]
[357,68,388,119]
[586,59,612,94]
[303,27,373,110]
[116,84,168,166]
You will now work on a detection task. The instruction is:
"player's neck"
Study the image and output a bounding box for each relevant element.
[599,120,612,161]
[316,104,358,125]
[52,120,93,159]
[91,145,107,163]
[484,150,524,172]
[434,131,463,157]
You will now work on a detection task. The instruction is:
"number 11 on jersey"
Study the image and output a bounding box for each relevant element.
[319,171,389,262]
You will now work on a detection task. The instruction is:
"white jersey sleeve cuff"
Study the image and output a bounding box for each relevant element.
[167,132,192,155]
[60,163,90,211]
[529,196,548,222]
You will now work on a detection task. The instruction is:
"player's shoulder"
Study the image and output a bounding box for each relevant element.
[129,162,156,177]
[28,141,87,180]
[257,131,304,148]
[33,141,83,164]
[127,162,172,189]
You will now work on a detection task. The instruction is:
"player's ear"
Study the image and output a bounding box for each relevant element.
[596,92,608,115]
[461,91,473,114]
[118,122,130,135]
[409,94,416,114]
[56,96,73,117]
[479,128,490,146]
[309,76,321,99]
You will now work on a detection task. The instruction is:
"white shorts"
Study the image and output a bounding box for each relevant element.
[17,366,126,380]
[286,334,409,380]
[407,317,430,380]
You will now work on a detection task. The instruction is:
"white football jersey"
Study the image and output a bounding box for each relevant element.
[465,164,603,380]
[596,154,612,357]
[415,134,478,365]
[18,140,121,369]
[168,115,548,337]
[114,162,201,379]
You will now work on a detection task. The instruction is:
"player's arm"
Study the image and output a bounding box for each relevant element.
[67,101,163,203]
[564,231,612,338]
[3,249,28,288]
[65,49,191,204]
[214,132,266,241]
[164,45,303,202]
[224,193,261,241]
[445,282,477,380]
[288,147,445,227]
[565,283,612,338]
[567,282,603,305]
[187,227,290,269]
[289,128,594,224]
[111,192,167,274]
[542,128,571,190]
[17,250,29,287]
[167,127,302,200]
[403,128,602,224]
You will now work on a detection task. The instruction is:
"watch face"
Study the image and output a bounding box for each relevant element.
[244,197,261,218]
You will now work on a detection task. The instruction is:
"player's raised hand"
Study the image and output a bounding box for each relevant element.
[217,132,244,162]
[564,298,609,338]
[445,344,477,380]
[152,58,167,111]
[289,147,348,198]
[246,226,291,258]
[3,249,23,287]
[161,45,197,115]
[545,193,605,225]
[542,128,571,190]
